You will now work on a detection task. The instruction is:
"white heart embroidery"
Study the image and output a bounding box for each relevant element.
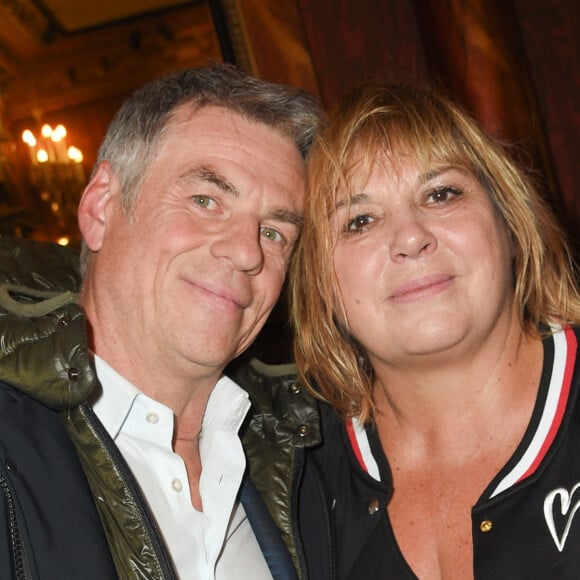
[544,482,580,552]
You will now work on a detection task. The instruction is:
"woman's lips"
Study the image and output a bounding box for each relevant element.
[389,273,454,303]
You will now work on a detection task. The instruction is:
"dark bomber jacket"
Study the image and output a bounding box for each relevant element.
[0,237,321,579]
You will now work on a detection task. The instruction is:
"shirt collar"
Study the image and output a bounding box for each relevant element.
[203,373,251,433]
[91,354,251,439]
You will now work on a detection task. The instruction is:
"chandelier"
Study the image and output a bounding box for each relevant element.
[21,123,86,244]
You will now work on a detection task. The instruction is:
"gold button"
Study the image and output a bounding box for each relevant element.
[480,520,493,533]
[367,498,380,515]
[297,424,310,437]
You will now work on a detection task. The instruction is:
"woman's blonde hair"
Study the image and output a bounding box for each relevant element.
[290,82,580,422]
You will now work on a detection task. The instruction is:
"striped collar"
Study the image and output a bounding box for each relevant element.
[346,327,578,498]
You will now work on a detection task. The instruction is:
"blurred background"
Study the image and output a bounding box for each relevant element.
[0,0,577,359]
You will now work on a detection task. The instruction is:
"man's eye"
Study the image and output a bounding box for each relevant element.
[192,195,216,208]
[346,214,374,233]
[260,226,283,243]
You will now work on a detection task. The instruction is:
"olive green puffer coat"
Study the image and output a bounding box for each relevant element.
[0,237,320,579]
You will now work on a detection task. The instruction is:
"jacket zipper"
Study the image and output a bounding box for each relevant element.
[290,448,309,580]
[0,469,33,580]
[79,404,178,580]
[311,458,338,579]
[291,447,337,580]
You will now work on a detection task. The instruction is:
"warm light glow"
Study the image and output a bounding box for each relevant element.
[22,130,36,147]
[41,124,53,138]
[67,146,83,163]
[51,124,67,142]
[23,124,83,165]
[20,120,86,242]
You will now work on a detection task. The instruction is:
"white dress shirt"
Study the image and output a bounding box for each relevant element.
[91,355,271,580]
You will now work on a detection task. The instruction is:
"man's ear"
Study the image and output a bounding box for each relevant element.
[78,161,118,251]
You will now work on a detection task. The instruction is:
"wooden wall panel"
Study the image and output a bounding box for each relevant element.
[296,0,429,107]
[513,0,580,231]
[292,0,577,231]
[415,0,564,216]
[216,0,319,95]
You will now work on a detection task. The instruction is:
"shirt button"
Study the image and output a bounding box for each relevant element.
[367,498,380,515]
[171,478,183,493]
[146,412,159,424]
[480,520,493,533]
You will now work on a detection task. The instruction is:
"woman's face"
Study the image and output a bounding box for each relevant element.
[331,155,516,370]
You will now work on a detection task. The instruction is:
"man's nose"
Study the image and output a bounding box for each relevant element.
[210,218,264,274]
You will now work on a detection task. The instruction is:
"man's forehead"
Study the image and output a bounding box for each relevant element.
[166,104,300,155]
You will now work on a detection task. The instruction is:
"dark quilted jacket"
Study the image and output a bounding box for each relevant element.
[0,237,321,579]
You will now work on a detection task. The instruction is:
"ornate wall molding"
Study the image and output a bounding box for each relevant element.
[0,0,49,42]
[2,3,220,120]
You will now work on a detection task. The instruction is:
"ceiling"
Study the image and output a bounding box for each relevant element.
[37,0,192,33]
[0,0,221,120]
[0,0,207,67]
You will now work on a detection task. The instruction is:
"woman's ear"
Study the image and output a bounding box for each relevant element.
[77,161,118,251]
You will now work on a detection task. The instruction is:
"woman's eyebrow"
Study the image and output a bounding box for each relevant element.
[335,192,370,210]
[418,166,467,184]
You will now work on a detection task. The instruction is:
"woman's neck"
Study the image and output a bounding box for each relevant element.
[371,320,543,461]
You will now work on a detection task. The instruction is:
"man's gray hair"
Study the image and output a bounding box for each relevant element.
[95,62,322,213]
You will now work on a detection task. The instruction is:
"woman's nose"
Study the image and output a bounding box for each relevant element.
[388,212,437,262]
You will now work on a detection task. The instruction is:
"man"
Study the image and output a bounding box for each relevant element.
[0,64,321,579]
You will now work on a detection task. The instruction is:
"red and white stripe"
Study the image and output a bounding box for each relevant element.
[347,416,381,481]
[345,327,578,495]
[490,326,577,498]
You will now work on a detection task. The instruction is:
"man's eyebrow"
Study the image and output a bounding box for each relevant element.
[183,165,303,228]
[183,165,241,197]
[271,208,303,229]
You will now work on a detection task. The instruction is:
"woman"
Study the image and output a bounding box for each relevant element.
[291,83,580,579]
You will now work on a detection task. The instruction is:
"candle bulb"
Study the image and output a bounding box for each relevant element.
[68,146,85,182]
[40,125,56,162]
[40,124,53,139]
[37,149,49,163]
[22,130,38,164]
[51,129,68,163]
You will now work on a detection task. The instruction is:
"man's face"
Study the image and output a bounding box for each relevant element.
[80,105,305,380]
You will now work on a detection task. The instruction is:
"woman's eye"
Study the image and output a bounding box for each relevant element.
[346,214,374,233]
[260,226,283,244]
[192,195,216,209]
[426,186,461,204]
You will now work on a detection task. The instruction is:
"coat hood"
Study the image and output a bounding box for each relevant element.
[0,238,95,409]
